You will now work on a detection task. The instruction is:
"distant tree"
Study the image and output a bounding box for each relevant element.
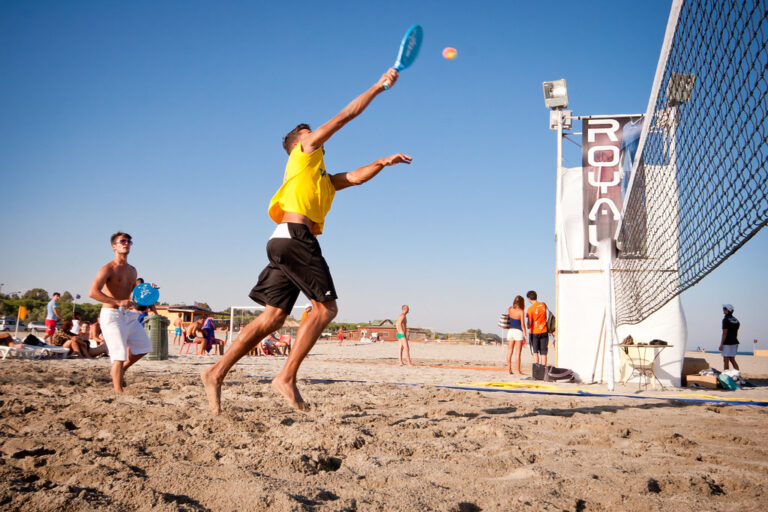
[195,302,211,311]
[60,291,74,302]
[326,322,360,332]
[76,303,101,323]
[22,288,50,301]
[26,308,45,323]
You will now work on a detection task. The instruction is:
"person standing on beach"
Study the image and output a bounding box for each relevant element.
[300,305,312,324]
[172,314,183,345]
[396,304,413,366]
[719,303,740,371]
[88,232,154,393]
[506,295,527,375]
[526,290,549,368]
[337,326,344,346]
[44,292,61,344]
[201,67,412,414]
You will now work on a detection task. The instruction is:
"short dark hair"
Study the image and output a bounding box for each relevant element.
[527,290,538,301]
[110,232,132,245]
[52,292,61,298]
[282,123,310,155]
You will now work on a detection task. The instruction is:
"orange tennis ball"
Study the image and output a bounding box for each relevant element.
[442,47,457,60]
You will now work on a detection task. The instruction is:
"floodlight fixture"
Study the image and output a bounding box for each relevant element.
[543,79,569,109]
[666,72,696,106]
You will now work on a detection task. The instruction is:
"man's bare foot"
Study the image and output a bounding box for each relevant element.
[271,378,309,412]
[201,368,222,416]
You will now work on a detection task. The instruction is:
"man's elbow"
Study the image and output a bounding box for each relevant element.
[347,174,365,186]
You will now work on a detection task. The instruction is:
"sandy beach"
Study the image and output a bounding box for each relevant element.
[1,340,767,511]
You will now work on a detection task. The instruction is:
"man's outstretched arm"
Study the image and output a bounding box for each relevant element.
[301,69,400,154]
[330,153,412,191]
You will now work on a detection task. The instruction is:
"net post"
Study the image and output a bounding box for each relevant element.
[228,307,234,352]
[599,239,616,391]
[615,0,683,240]
[553,109,568,367]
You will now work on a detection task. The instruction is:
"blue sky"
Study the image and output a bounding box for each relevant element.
[1,1,765,350]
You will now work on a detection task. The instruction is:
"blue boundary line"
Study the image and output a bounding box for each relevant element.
[299,377,768,407]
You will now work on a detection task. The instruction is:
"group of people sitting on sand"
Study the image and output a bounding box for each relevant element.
[256,331,291,356]
[171,314,228,356]
[48,314,109,358]
[170,313,290,357]
[0,313,110,359]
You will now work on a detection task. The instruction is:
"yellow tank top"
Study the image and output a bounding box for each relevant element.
[268,143,336,235]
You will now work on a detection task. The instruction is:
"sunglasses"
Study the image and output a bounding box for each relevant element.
[116,239,133,246]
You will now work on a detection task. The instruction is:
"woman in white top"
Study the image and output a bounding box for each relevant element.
[506,295,528,375]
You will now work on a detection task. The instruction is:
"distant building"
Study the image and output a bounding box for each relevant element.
[154,304,215,330]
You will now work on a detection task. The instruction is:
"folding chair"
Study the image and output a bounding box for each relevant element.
[179,337,199,355]
[621,345,659,389]
[277,335,291,355]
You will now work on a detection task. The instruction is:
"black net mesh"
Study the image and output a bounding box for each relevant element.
[614,0,768,325]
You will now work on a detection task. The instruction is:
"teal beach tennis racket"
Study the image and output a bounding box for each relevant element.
[383,24,423,90]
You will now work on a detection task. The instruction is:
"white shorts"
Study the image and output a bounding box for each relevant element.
[506,329,525,342]
[721,344,739,357]
[100,308,152,362]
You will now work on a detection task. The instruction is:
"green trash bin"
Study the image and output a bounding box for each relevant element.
[144,315,169,360]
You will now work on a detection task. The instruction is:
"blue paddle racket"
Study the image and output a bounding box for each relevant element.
[132,283,159,307]
[383,24,423,90]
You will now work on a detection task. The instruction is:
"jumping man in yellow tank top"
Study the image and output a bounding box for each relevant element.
[202,68,412,414]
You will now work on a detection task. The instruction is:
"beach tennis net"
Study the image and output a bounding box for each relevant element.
[612,0,768,325]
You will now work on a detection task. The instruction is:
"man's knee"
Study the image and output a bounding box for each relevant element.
[260,308,288,332]
[314,302,338,324]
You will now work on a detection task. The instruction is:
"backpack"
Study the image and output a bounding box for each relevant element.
[532,364,575,383]
[545,366,575,383]
[532,363,547,380]
[718,373,740,391]
[546,310,556,333]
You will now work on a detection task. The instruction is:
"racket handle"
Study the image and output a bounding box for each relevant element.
[383,63,404,90]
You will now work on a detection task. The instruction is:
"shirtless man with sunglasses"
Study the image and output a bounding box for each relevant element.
[89,232,155,392]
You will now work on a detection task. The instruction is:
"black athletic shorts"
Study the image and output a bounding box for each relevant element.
[249,223,338,313]
[529,333,549,355]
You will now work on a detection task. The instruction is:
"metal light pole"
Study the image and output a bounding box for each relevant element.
[543,79,572,368]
